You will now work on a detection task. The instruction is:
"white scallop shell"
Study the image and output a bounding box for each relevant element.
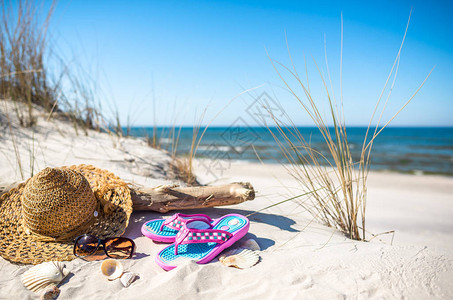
[21,261,69,293]
[219,248,260,269]
[120,272,138,288]
[101,259,124,280]
[240,239,260,251]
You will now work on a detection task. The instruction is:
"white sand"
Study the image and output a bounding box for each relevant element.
[1,102,452,299]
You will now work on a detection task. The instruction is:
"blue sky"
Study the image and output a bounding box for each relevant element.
[47,0,452,126]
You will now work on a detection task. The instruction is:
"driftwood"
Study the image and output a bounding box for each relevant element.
[131,182,255,213]
[0,181,256,213]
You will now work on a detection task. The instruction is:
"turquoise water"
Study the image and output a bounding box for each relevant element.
[126,126,453,176]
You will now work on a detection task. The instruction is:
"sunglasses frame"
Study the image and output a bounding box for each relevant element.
[73,234,135,259]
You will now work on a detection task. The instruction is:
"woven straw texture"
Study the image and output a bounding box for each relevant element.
[0,165,133,265]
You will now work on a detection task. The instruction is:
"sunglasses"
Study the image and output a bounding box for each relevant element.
[73,234,135,259]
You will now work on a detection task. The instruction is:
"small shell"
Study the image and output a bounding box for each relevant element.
[219,248,260,269]
[101,259,124,280]
[21,261,69,293]
[240,239,260,251]
[40,284,60,300]
[120,272,138,288]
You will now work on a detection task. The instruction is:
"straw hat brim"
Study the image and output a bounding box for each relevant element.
[0,165,133,265]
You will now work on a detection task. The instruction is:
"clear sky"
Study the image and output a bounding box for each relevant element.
[45,0,453,126]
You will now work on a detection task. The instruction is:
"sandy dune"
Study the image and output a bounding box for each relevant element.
[1,102,452,299]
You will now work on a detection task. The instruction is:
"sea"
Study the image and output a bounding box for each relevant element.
[126,126,453,176]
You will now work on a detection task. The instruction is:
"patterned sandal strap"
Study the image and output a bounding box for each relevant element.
[174,218,232,255]
[160,213,213,231]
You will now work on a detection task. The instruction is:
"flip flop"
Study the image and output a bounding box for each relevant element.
[141,213,214,243]
[155,214,250,270]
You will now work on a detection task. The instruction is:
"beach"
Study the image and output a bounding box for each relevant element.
[1,106,452,299]
[1,0,452,298]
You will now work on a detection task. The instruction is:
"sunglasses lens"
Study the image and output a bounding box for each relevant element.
[105,237,134,259]
[74,235,99,257]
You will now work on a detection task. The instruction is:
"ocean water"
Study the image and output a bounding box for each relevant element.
[126,126,453,176]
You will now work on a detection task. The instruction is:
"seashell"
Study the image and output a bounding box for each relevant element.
[240,238,260,251]
[21,261,69,293]
[120,272,138,288]
[219,248,260,269]
[40,284,60,300]
[101,259,124,280]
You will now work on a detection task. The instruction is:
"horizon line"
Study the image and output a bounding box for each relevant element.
[124,124,453,129]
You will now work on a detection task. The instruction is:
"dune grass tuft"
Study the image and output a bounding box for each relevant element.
[264,13,432,240]
[169,110,208,186]
[0,0,105,133]
[0,0,55,127]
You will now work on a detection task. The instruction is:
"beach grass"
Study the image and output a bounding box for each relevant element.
[263,13,432,240]
[0,0,105,134]
[0,0,137,180]
[169,109,208,186]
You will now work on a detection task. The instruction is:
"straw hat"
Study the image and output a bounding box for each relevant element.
[0,164,133,264]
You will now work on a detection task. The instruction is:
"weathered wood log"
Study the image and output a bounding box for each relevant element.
[0,181,255,213]
[131,182,255,213]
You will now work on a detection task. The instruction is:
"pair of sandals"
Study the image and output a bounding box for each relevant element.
[141,213,250,270]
